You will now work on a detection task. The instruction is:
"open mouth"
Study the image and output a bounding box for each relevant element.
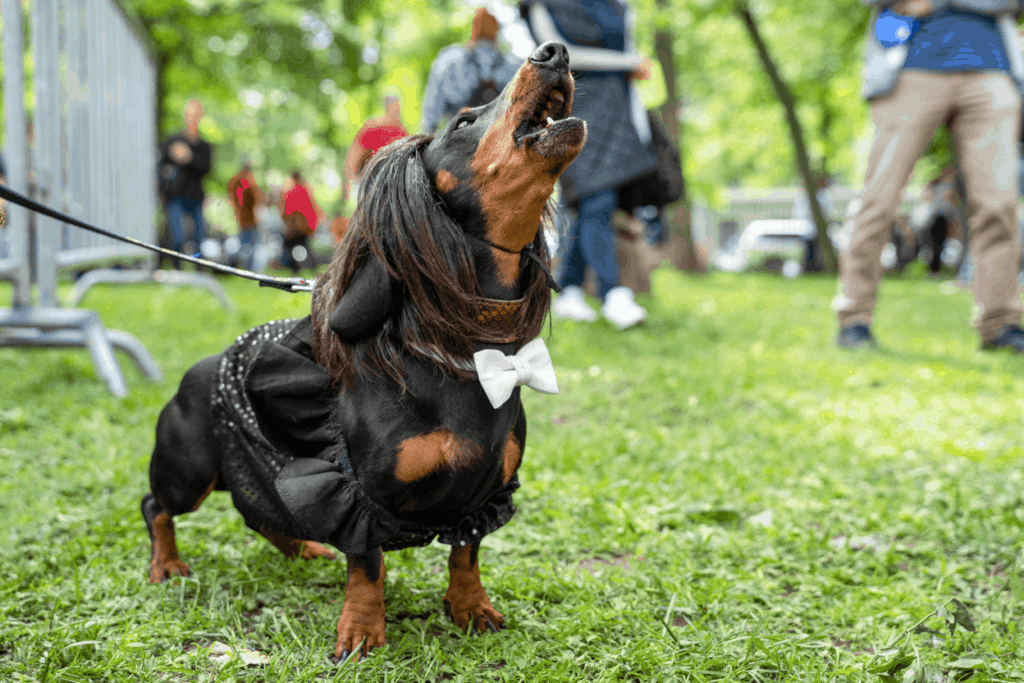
[513,80,581,150]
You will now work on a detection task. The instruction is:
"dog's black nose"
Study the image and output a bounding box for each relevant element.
[529,41,569,74]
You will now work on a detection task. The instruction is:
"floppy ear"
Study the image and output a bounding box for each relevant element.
[328,253,397,343]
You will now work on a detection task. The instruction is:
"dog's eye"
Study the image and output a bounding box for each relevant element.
[454,116,475,130]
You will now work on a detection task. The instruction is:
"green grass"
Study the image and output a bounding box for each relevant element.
[3,269,1024,681]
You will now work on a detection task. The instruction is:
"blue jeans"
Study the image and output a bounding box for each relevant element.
[558,188,619,299]
[165,196,204,255]
[239,227,257,271]
[646,216,665,245]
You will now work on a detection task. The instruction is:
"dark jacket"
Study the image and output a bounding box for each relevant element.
[522,0,658,206]
[159,133,212,203]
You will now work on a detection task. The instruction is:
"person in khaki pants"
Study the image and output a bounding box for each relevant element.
[836,0,1024,352]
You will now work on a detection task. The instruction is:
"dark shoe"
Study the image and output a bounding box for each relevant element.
[982,324,1024,353]
[837,323,877,349]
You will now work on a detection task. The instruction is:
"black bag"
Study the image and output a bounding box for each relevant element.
[466,50,501,107]
[617,111,684,213]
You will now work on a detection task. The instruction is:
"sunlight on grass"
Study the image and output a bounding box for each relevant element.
[2,270,1024,681]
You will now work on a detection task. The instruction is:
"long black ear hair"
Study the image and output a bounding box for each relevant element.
[312,134,552,390]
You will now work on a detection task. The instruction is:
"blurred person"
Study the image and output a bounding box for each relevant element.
[915,166,965,275]
[792,174,834,271]
[158,99,212,266]
[522,0,657,330]
[835,1,1024,352]
[343,94,408,205]
[419,8,523,133]
[281,170,323,274]
[226,158,265,271]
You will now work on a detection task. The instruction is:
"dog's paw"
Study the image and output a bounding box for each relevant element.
[148,559,192,583]
[334,608,386,662]
[299,541,337,561]
[443,591,505,634]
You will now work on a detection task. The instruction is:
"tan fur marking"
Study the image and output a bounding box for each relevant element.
[259,527,337,560]
[444,544,504,631]
[189,478,217,512]
[335,548,387,659]
[259,526,306,558]
[394,430,483,483]
[468,63,579,262]
[148,512,191,583]
[436,169,459,193]
[501,432,522,483]
[491,249,521,288]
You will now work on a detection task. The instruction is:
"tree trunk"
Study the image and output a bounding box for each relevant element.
[654,0,705,273]
[736,3,837,271]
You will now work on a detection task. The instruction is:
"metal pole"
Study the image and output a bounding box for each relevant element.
[33,0,63,308]
[2,0,31,306]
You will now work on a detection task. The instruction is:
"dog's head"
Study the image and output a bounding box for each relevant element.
[422,41,586,255]
[313,43,584,388]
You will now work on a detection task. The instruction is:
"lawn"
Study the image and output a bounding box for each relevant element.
[2,268,1024,682]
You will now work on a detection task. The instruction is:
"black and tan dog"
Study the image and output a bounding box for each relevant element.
[141,42,585,660]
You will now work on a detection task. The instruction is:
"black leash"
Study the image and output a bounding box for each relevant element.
[0,183,314,293]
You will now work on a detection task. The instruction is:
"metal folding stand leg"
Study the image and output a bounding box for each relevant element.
[63,268,234,309]
[0,307,163,397]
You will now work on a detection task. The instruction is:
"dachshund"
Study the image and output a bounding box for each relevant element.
[141,41,586,661]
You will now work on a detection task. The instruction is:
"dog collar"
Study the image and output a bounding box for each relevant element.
[475,296,526,344]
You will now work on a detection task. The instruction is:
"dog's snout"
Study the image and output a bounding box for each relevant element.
[529,41,569,74]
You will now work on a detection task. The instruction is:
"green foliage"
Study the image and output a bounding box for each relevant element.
[127,0,478,212]
[4,270,1024,680]
[3,0,975,208]
[629,0,874,196]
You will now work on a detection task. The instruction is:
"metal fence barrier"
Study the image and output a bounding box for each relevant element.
[0,0,168,396]
[692,186,919,249]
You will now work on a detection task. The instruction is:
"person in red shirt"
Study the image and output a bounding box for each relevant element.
[226,160,265,271]
[343,94,408,205]
[280,170,323,274]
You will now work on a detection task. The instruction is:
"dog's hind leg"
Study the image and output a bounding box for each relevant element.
[335,547,387,661]
[143,355,223,583]
[142,487,213,583]
[258,526,336,561]
[444,541,505,633]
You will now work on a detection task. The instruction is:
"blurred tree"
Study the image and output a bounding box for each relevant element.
[735,0,837,270]
[125,0,473,216]
[651,0,705,273]
[639,0,875,199]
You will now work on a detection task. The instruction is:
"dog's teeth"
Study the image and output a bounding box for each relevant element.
[547,117,555,127]
[552,90,565,103]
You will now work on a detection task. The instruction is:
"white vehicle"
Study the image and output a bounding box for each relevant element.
[713,219,811,276]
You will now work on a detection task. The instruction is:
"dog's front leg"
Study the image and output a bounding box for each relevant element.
[444,541,505,633]
[336,547,387,661]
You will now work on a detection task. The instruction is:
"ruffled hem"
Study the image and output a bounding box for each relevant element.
[437,477,519,547]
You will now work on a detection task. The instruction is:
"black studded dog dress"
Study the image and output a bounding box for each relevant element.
[213,316,519,555]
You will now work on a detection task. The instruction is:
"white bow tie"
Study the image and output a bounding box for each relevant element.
[473,338,559,409]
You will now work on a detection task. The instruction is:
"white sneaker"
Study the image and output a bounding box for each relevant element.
[551,285,597,322]
[601,286,647,330]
